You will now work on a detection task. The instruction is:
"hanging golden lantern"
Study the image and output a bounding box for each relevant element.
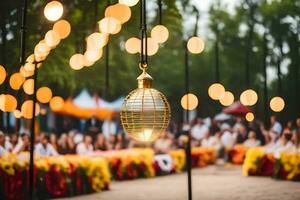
[69,54,84,70]
[125,37,140,54]
[105,3,131,24]
[245,112,254,122]
[219,91,234,106]
[121,67,171,142]
[44,0,64,22]
[119,0,139,7]
[37,87,53,103]
[240,89,258,106]
[21,100,40,119]
[151,25,169,44]
[187,36,205,54]
[270,96,285,112]
[0,94,17,112]
[208,83,225,100]
[0,65,6,85]
[9,73,25,90]
[49,96,64,111]
[181,93,198,110]
[53,20,71,39]
[23,79,34,95]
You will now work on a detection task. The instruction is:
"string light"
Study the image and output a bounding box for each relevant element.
[23,79,34,95]
[21,100,40,119]
[86,33,108,51]
[208,83,225,100]
[105,3,131,24]
[45,30,61,48]
[0,65,6,85]
[270,96,285,112]
[125,37,140,54]
[0,94,17,112]
[151,25,169,44]
[69,54,84,70]
[9,73,25,90]
[44,1,64,22]
[240,89,258,106]
[219,91,234,106]
[119,0,139,7]
[98,17,122,34]
[181,93,199,110]
[245,112,254,122]
[53,20,71,39]
[49,96,64,111]
[37,87,53,104]
[187,36,205,54]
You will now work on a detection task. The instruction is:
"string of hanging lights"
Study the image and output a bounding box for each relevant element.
[120,0,171,142]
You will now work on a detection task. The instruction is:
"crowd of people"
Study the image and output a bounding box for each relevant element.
[1,115,300,159]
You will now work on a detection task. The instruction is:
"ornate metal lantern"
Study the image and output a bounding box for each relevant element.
[121,67,170,142]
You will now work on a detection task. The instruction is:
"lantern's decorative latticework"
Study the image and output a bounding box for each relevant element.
[121,70,171,142]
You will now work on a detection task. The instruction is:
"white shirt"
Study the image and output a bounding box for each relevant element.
[102,120,117,139]
[191,124,209,140]
[243,139,261,148]
[35,143,58,157]
[221,131,235,148]
[271,122,282,135]
[0,145,7,157]
[76,142,93,155]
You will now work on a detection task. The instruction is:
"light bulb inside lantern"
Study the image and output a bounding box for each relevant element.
[121,70,171,142]
[53,20,71,39]
[125,37,140,54]
[69,54,84,70]
[181,93,198,111]
[105,3,131,24]
[0,65,7,85]
[219,91,234,106]
[208,83,225,100]
[245,112,254,122]
[44,1,64,22]
[151,25,169,44]
[187,36,205,54]
[240,89,258,106]
[119,0,139,7]
[270,96,285,112]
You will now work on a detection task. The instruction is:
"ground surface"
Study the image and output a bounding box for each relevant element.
[59,165,300,200]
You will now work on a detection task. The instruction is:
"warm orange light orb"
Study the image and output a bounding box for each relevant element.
[187,36,205,54]
[44,1,64,22]
[86,32,109,50]
[105,4,131,24]
[270,96,285,112]
[208,83,225,100]
[69,54,84,70]
[9,73,25,90]
[37,87,53,103]
[0,94,17,112]
[119,0,139,7]
[98,17,121,34]
[53,20,71,39]
[151,25,169,44]
[245,112,254,122]
[125,37,140,54]
[21,100,40,119]
[13,110,22,119]
[20,66,34,78]
[181,93,199,111]
[45,30,61,48]
[84,49,103,62]
[49,96,64,111]
[23,79,34,95]
[0,65,6,85]
[141,38,159,56]
[240,89,258,106]
[219,91,234,106]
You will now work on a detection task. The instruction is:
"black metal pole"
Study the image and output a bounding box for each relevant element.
[158,0,162,25]
[29,61,38,200]
[215,28,220,83]
[263,33,268,124]
[184,41,192,200]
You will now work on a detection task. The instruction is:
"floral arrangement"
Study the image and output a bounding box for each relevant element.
[273,153,300,181]
[228,145,248,165]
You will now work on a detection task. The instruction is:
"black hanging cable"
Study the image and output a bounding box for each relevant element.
[140,0,148,67]
[103,0,111,99]
[262,32,268,124]
[193,6,199,36]
[215,26,220,83]
[158,0,162,25]
[245,6,254,88]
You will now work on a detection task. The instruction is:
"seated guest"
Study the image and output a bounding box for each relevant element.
[243,130,261,148]
[273,133,294,156]
[94,133,108,151]
[13,133,30,154]
[154,131,173,154]
[191,118,209,142]
[76,135,93,155]
[58,133,73,154]
[49,133,58,151]
[291,130,300,152]
[269,115,282,136]
[115,133,126,150]
[0,131,8,157]
[220,123,235,148]
[8,133,19,151]
[35,135,59,157]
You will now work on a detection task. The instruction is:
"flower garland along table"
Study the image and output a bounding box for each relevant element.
[0,147,216,199]
[242,147,300,181]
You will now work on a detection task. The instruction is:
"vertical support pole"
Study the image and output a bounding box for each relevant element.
[184,41,192,200]
[104,43,109,99]
[263,33,268,125]
[29,62,38,200]
[215,28,220,83]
